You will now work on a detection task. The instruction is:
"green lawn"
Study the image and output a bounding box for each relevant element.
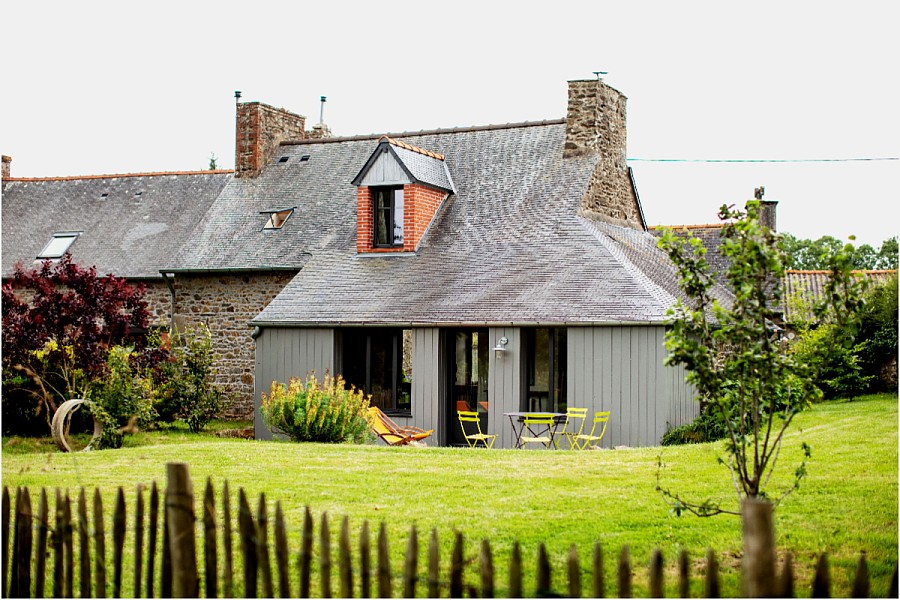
[2,394,897,597]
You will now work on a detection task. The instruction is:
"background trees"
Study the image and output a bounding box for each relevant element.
[781,233,898,271]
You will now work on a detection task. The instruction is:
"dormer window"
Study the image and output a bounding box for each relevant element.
[37,232,80,260]
[261,208,294,230]
[374,187,404,247]
[353,137,455,254]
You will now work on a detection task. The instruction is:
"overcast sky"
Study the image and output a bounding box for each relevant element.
[2,1,897,247]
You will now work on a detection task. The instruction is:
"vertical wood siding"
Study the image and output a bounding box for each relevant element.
[359,151,411,186]
[567,326,697,448]
[409,328,442,439]
[253,328,335,440]
[487,327,523,449]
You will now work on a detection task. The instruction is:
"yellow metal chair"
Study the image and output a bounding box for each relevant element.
[519,413,556,449]
[575,411,610,450]
[555,407,588,449]
[457,410,497,448]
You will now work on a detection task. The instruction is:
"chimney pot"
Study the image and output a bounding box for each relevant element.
[1,155,11,180]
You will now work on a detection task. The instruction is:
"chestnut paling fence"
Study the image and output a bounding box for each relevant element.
[2,462,897,598]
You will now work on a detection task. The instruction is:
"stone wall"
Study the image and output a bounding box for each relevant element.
[171,271,298,418]
[236,102,307,178]
[564,79,644,230]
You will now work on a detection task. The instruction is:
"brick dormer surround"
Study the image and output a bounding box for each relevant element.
[353,137,454,254]
[356,184,447,253]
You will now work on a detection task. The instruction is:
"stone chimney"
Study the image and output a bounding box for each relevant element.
[759,200,777,232]
[235,102,306,178]
[1,155,10,180]
[565,79,644,230]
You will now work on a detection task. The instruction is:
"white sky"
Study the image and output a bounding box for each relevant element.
[2,1,898,247]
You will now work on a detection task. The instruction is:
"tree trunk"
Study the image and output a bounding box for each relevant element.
[741,497,776,597]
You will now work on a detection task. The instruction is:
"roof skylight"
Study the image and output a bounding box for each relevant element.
[261,208,295,230]
[37,232,80,260]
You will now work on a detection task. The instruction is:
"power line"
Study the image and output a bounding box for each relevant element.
[627,157,899,163]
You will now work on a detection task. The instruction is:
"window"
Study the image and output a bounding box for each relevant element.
[37,232,79,260]
[523,328,567,413]
[373,187,404,247]
[340,328,412,414]
[260,208,294,230]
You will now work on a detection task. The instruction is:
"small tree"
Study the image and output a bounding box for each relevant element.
[657,201,866,594]
[2,255,152,432]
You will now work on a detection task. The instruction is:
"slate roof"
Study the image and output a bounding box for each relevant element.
[188,120,735,326]
[783,269,897,322]
[649,223,729,285]
[351,137,455,193]
[2,172,232,279]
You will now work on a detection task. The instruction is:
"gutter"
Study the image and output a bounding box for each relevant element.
[160,266,302,275]
[248,319,666,328]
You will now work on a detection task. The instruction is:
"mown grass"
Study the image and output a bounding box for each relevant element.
[2,394,896,597]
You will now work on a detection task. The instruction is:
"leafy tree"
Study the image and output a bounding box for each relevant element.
[854,273,898,392]
[781,233,898,270]
[1,255,152,432]
[208,152,218,170]
[655,201,864,516]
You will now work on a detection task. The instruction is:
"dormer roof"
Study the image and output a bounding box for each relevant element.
[351,136,455,193]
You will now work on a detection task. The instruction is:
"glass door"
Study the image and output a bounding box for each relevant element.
[446,328,490,446]
[523,328,567,413]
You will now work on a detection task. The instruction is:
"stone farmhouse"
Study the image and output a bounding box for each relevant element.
[3,79,736,447]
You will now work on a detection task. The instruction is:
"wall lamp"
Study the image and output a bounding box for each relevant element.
[493,337,509,359]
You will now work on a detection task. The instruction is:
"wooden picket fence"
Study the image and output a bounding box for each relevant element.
[2,462,897,598]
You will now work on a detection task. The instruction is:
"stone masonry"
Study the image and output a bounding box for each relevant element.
[236,102,307,178]
[565,79,644,230]
[171,271,298,418]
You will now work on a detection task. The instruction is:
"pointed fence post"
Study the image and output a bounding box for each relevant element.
[617,546,632,598]
[812,554,830,598]
[741,498,776,597]
[148,482,160,599]
[481,539,495,599]
[427,528,440,599]
[298,507,313,598]
[77,489,91,599]
[509,541,523,599]
[166,462,199,598]
[778,551,794,598]
[338,516,352,599]
[536,542,551,597]
[221,482,233,599]
[403,524,418,599]
[135,484,145,599]
[704,548,720,598]
[649,548,663,598]
[275,502,291,598]
[12,488,32,598]
[35,489,49,599]
[377,522,392,599]
[677,549,689,598]
[2,487,9,599]
[203,479,217,599]
[112,488,126,598]
[567,543,580,599]
[360,520,371,599]
[320,512,332,599]
[237,490,257,598]
[62,492,73,599]
[592,542,605,598]
[258,494,274,599]
[851,552,869,598]
[449,531,464,598]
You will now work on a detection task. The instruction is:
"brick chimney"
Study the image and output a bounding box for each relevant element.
[1,155,10,180]
[565,79,644,230]
[235,102,306,178]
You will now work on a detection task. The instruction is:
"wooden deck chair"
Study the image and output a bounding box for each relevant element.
[575,411,610,450]
[367,406,434,446]
[555,407,588,449]
[520,413,556,449]
[457,410,497,448]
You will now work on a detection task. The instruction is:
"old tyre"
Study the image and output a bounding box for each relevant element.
[50,398,103,452]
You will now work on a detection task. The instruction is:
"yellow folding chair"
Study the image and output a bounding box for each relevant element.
[575,411,610,450]
[519,413,556,449]
[555,407,588,449]
[457,410,497,448]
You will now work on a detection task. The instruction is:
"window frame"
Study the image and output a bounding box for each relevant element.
[372,186,404,248]
[37,232,80,260]
[260,208,295,230]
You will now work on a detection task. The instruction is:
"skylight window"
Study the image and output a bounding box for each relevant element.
[300,155,310,162]
[37,232,80,260]
[277,156,290,164]
[260,208,295,230]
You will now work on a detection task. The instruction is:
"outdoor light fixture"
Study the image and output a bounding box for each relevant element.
[493,337,509,359]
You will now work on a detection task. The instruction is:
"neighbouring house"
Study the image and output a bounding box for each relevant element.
[2,79,737,446]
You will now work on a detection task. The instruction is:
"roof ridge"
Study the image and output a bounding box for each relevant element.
[648,223,726,230]
[4,170,233,182]
[785,269,898,275]
[380,136,444,160]
[280,119,567,147]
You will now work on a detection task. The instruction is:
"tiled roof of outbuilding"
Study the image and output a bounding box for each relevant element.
[2,171,231,279]
[783,269,897,322]
[194,121,734,326]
